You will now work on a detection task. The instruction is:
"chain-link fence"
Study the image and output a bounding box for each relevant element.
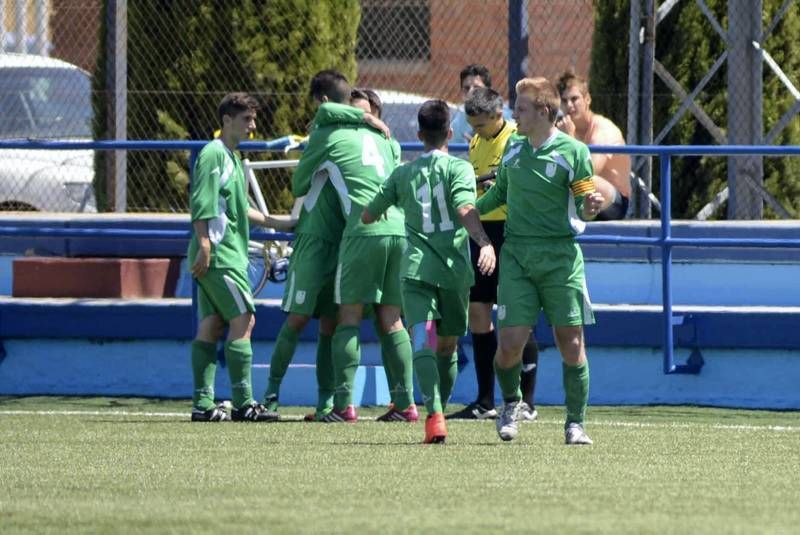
[1,0,798,218]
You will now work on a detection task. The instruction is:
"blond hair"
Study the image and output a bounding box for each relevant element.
[515,77,560,122]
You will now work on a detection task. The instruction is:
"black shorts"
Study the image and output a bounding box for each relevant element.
[469,220,505,303]
[595,187,629,221]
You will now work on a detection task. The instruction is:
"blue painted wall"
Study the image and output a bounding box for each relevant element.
[1,339,796,409]
[1,215,799,409]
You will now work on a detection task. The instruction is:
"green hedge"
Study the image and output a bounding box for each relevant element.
[590,0,799,219]
[93,0,360,212]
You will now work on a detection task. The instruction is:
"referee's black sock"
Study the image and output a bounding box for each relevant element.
[471,330,497,409]
[521,334,539,408]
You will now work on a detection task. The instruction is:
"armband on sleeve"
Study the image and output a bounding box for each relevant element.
[570,178,595,197]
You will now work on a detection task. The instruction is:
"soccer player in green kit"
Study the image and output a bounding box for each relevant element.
[189,92,288,422]
[362,100,496,443]
[476,77,604,445]
[292,84,415,424]
[263,70,398,421]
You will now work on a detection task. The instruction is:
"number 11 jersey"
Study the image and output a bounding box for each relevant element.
[366,150,477,289]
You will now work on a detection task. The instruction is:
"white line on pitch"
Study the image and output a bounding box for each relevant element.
[0,410,797,432]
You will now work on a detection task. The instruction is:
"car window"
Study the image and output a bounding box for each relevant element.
[381,102,421,143]
[0,67,92,139]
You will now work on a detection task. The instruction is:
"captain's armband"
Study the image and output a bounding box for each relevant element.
[570,178,595,197]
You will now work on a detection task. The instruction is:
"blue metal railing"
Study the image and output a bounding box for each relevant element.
[1,138,799,375]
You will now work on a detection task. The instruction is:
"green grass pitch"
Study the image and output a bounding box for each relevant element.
[1,397,798,534]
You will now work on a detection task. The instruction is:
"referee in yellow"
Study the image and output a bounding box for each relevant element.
[447,86,539,422]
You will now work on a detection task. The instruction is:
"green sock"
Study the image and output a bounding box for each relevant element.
[191,340,217,410]
[378,329,397,404]
[436,351,458,410]
[265,323,300,402]
[413,348,442,415]
[225,338,255,409]
[495,359,522,403]
[332,325,360,410]
[316,333,335,413]
[385,330,414,410]
[563,361,590,425]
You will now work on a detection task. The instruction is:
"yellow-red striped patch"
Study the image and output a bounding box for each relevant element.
[570,179,595,196]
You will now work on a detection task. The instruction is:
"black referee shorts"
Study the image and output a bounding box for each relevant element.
[469,220,505,304]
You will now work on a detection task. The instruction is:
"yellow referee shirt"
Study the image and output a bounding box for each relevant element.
[468,120,516,221]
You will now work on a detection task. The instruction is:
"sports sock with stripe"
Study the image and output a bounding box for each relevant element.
[520,335,539,407]
[413,348,442,415]
[264,322,300,403]
[384,329,414,411]
[472,330,497,408]
[563,360,590,425]
[225,338,255,409]
[436,351,458,410]
[191,340,217,411]
[495,358,522,403]
[332,325,361,410]
[315,333,335,414]
[377,328,397,405]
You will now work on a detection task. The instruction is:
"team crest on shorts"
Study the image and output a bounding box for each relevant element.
[497,305,506,320]
[295,290,306,304]
[545,162,557,177]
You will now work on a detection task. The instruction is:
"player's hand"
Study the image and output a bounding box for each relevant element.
[190,244,211,279]
[364,113,391,138]
[582,192,605,220]
[476,244,496,276]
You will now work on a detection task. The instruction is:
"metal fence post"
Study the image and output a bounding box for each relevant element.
[638,0,655,218]
[507,0,529,107]
[727,0,764,219]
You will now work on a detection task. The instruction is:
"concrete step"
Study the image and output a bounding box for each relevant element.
[1,297,798,350]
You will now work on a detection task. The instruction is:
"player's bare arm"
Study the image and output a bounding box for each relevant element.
[190,219,211,279]
[363,112,391,139]
[247,207,297,231]
[457,204,496,276]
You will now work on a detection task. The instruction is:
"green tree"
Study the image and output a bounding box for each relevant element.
[94,0,360,212]
[589,0,629,129]
[590,0,800,219]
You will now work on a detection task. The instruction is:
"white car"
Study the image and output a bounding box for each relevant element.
[0,53,96,212]
[373,89,458,144]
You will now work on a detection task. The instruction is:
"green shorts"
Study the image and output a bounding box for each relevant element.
[196,267,255,322]
[401,278,469,337]
[281,234,339,319]
[335,235,404,306]
[496,239,594,328]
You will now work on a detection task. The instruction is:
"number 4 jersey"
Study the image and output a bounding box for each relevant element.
[292,103,404,239]
[366,150,477,289]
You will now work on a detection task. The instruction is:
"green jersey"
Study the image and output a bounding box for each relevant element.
[293,104,404,238]
[366,150,477,289]
[291,103,367,244]
[476,131,594,241]
[292,179,346,244]
[188,139,249,271]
